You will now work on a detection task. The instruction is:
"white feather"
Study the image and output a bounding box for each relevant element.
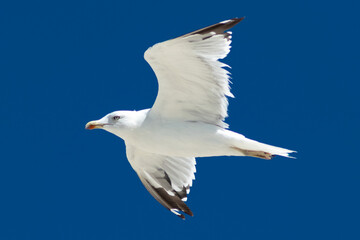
[144,31,233,128]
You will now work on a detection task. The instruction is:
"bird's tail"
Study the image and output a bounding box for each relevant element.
[231,137,296,160]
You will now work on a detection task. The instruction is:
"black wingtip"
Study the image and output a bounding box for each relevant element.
[175,210,193,220]
[221,17,245,29]
[230,17,245,23]
[179,17,245,40]
[140,177,194,219]
[237,16,246,21]
[185,208,194,217]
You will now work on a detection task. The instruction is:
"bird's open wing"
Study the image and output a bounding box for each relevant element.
[126,145,196,219]
[144,18,244,128]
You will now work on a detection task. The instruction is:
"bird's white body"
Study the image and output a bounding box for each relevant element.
[86,18,295,219]
[104,109,292,159]
[107,109,243,157]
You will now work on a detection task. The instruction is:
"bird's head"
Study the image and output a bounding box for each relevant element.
[85,110,140,139]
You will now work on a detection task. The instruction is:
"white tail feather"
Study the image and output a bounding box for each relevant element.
[236,138,296,159]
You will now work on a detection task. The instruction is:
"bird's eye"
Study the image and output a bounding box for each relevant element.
[112,116,121,121]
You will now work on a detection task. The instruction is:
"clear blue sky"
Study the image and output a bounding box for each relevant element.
[1,0,359,239]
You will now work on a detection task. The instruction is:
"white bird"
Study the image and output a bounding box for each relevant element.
[85,18,295,219]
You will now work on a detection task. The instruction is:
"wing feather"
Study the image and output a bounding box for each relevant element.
[144,18,244,128]
[126,145,196,219]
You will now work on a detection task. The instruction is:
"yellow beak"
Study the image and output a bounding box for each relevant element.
[85,120,104,130]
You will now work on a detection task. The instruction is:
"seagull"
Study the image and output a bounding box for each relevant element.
[85,18,295,219]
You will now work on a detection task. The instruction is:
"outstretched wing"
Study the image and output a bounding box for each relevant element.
[144,18,244,128]
[126,145,196,219]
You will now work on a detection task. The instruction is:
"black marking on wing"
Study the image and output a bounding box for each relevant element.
[180,17,245,40]
[139,175,193,220]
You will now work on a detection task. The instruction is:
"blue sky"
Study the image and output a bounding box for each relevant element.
[1,0,359,239]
